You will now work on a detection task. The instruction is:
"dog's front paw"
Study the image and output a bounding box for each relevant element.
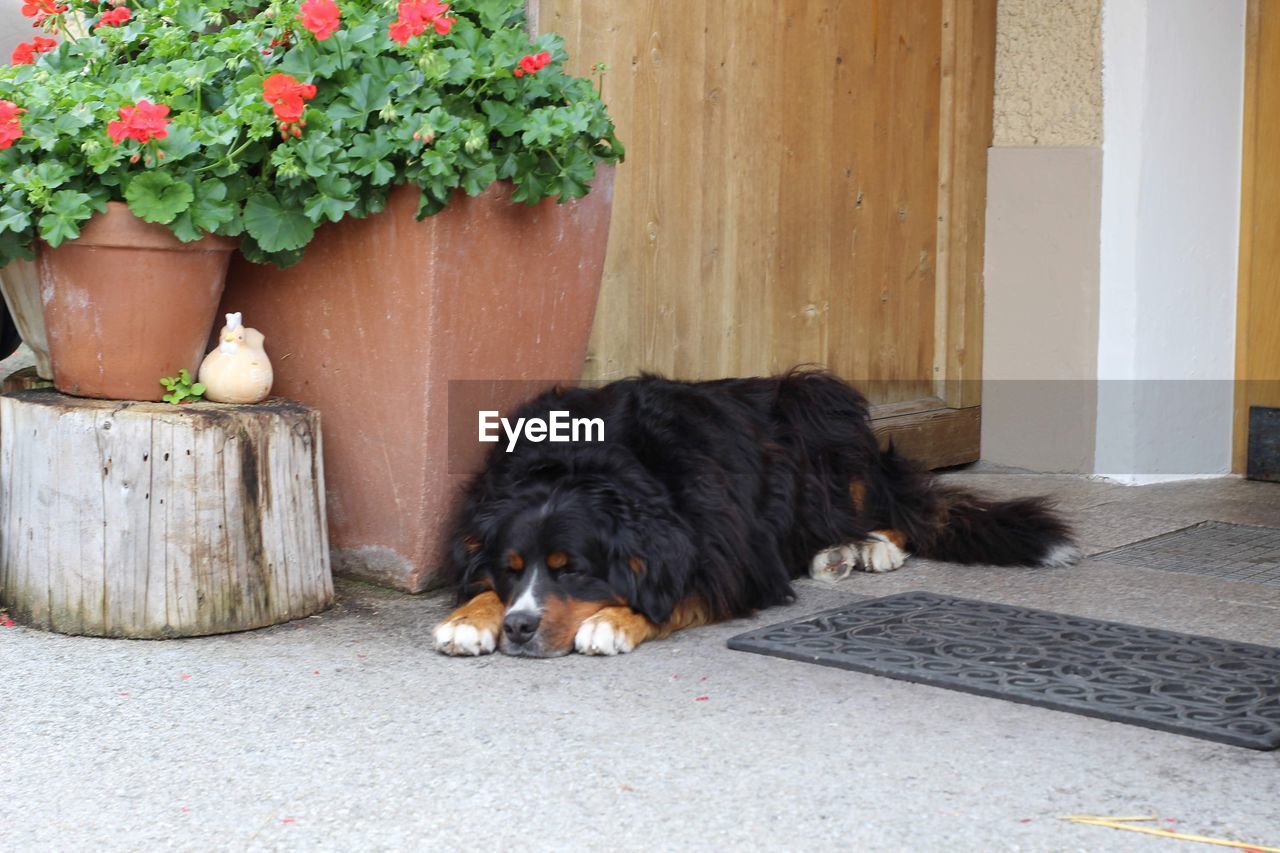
[434,618,498,656]
[575,615,635,656]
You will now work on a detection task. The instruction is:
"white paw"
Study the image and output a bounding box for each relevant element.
[809,545,858,582]
[575,616,635,656]
[810,534,909,579]
[859,533,908,573]
[434,620,497,656]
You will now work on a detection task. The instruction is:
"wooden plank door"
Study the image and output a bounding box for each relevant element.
[1235,0,1280,472]
[534,0,996,467]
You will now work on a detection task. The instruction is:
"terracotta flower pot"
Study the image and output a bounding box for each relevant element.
[221,169,615,592]
[0,258,53,379]
[39,202,238,401]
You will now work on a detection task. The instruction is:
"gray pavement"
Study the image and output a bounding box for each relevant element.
[3,466,1280,851]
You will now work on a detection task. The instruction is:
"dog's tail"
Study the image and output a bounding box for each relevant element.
[875,445,1079,568]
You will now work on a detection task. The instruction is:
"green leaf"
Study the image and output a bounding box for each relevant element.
[125,172,195,224]
[0,204,32,235]
[461,163,497,197]
[158,125,200,162]
[342,76,393,118]
[190,383,206,397]
[242,193,316,253]
[170,178,238,242]
[37,190,95,247]
[173,4,207,33]
[471,0,525,30]
[482,100,524,137]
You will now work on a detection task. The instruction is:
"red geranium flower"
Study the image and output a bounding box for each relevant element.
[94,6,131,27]
[263,73,317,136]
[95,6,131,27]
[20,0,67,24]
[388,0,453,46]
[297,0,341,41]
[107,100,170,145]
[9,36,55,65]
[0,100,25,150]
[513,51,551,78]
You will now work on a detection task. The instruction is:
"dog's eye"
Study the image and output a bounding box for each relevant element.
[546,551,569,570]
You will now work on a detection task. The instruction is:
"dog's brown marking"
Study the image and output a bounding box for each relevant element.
[440,590,504,632]
[546,551,569,570]
[505,550,525,571]
[849,480,867,514]
[654,595,716,640]
[462,535,482,553]
[540,594,620,652]
[627,556,646,575]
[870,528,908,550]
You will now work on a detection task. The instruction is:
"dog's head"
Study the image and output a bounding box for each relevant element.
[452,474,695,657]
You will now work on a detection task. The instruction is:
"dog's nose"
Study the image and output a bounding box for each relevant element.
[502,611,540,645]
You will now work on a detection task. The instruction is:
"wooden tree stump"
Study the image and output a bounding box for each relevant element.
[0,389,333,637]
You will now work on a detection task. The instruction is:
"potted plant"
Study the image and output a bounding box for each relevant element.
[0,0,621,404]
[214,0,623,591]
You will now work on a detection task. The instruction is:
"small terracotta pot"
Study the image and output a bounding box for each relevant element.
[0,257,52,379]
[39,202,238,401]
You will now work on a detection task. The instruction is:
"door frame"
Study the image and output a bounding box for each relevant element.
[1234,0,1280,472]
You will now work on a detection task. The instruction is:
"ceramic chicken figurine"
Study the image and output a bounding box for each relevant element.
[198,312,273,404]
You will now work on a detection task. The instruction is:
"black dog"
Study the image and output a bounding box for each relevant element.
[435,371,1077,657]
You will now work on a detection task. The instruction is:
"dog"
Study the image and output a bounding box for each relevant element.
[434,371,1077,658]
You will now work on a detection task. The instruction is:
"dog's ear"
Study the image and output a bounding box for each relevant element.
[444,477,506,601]
[599,488,695,625]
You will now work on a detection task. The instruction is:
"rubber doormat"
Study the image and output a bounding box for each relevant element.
[727,591,1280,750]
[1092,521,1280,587]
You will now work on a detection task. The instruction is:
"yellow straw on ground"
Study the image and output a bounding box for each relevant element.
[1058,815,1280,852]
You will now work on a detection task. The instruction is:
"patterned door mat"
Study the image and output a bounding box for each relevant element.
[727,592,1280,750]
[1091,521,1280,587]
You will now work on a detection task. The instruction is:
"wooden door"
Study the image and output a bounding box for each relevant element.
[534,0,996,467]
[1235,0,1280,472]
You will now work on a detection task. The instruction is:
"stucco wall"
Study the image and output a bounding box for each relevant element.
[993,0,1103,146]
[983,0,1104,472]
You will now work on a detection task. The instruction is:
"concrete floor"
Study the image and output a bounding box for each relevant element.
[3,466,1280,851]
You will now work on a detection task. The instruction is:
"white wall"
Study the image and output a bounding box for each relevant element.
[1095,0,1246,483]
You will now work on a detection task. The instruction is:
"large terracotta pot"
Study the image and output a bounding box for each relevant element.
[0,258,53,379]
[222,169,615,592]
[39,202,238,401]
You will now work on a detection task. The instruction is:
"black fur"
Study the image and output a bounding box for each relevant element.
[446,371,1076,630]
